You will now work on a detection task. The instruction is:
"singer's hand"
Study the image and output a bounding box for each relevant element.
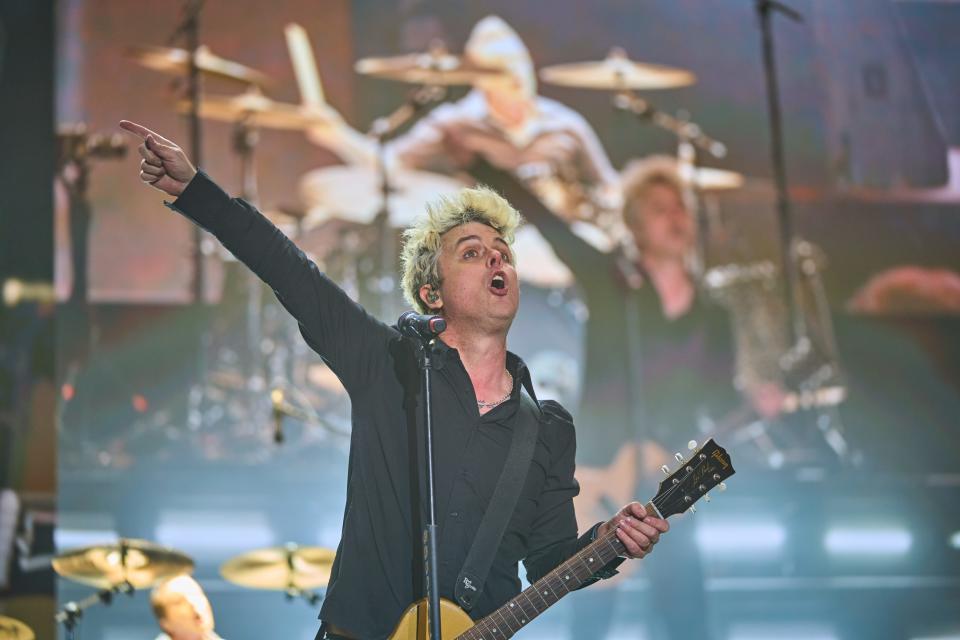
[597,502,669,559]
[119,120,197,197]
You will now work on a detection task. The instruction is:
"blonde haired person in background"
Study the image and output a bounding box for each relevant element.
[151,575,223,640]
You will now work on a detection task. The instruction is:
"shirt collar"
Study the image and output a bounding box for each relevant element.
[432,339,541,413]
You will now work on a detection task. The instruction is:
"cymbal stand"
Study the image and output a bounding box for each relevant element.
[281,543,323,607]
[167,0,207,303]
[368,84,447,318]
[613,90,727,279]
[55,581,135,640]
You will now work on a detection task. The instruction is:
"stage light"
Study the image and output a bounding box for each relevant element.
[824,526,912,557]
[950,531,960,550]
[694,519,786,557]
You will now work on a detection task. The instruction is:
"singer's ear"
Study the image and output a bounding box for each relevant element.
[418,284,442,311]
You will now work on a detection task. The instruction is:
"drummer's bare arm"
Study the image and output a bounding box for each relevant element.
[566,111,623,214]
[305,106,380,167]
[305,102,461,174]
[119,120,393,389]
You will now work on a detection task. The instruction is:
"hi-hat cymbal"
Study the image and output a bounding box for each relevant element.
[128,45,271,87]
[220,544,335,591]
[52,539,194,590]
[539,47,696,90]
[178,87,333,131]
[299,165,465,229]
[356,44,506,85]
[0,616,35,640]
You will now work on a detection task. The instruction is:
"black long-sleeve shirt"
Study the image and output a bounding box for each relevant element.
[167,172,608,639]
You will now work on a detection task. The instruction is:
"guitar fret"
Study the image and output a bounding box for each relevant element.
[501,597,524,630]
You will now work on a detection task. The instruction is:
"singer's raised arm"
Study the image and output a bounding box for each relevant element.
[119,120,394,392]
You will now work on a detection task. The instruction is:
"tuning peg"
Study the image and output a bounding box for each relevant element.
[674,452,685,463]
[660,464,671,475]
[689,505,697,514]
[718,482,727,492]
[687,440,698,451]
[704,494,712,503]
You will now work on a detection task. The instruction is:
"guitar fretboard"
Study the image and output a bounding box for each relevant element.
[457,500,658,640]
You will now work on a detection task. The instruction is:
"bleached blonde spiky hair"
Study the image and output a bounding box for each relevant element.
[401,185,522,313]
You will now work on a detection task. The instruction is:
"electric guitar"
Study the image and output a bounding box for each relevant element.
[388,438,735,639]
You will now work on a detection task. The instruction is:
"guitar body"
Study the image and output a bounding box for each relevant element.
[388,598,475,640]
[388,440,735,640]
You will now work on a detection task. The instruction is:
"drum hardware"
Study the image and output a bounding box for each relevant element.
[538,47,696,91]
[52,539,194,639]
[220,543,335,607]
[355,41,507,86]
[127,44,272,88]
[355,43,478,320]
[0,615,35,640]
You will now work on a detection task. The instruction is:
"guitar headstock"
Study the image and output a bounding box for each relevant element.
[652,438,735,518]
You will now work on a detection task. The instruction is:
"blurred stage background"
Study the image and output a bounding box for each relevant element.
[1,0,959,638]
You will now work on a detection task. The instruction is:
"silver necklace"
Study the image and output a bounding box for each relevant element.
[477,370,513,410]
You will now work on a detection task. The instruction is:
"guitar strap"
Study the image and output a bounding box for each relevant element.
[454,391,541,611]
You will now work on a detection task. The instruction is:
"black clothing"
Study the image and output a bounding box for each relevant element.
[168,172,614,640]
[484,167,735,464]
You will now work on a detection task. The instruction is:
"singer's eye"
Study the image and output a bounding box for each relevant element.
[463,249,479,260]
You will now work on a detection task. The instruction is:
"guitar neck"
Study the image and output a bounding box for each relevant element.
[458,500,659,640]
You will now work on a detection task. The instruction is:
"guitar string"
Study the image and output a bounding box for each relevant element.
[463,450,730,639]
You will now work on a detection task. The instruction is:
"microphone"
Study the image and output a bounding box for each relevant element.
[397,311,447,340]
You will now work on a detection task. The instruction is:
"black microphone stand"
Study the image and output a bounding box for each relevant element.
[403,325,445,640]
[755,0,804,343]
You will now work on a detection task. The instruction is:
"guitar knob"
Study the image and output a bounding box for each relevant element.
[674,452,685,463]
[687,440,698,451]
[660,465,670,475]
[718,482,727,492]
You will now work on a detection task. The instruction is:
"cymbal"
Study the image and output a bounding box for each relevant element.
[299,165,465,228]
[128,45,271,87]
[681,166,745,191]
[178,88,331,131]
[220,544,335,590]
[52,539,194,590]
[356,44,506,85]
[539,47,696,90]
[0,616,34,640]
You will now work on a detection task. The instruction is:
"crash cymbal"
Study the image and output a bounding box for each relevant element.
[220,544,335,591]
[178,87,332,131]
[539,47,696,90]
[299,165,465,228]
[356,43,506,85]
[128,45,271,87]
[0,616,34,640]
[681,166,745,191]
[52,539,194,590]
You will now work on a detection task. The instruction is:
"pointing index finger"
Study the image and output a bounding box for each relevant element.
[119,120,174,145]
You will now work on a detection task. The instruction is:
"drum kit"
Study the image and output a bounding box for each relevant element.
[116,17,847,460]
[47,537,336,637]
